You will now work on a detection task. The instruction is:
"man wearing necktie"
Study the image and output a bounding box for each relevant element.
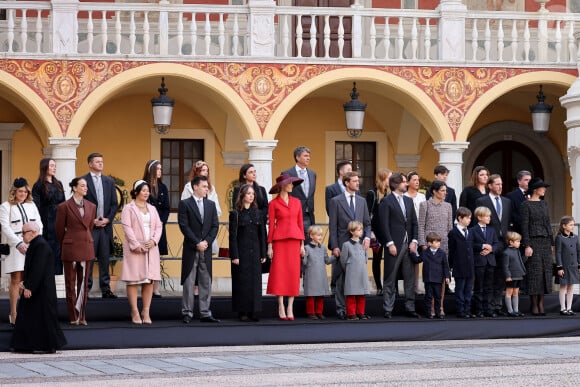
[377,173,420,319]
[328,172,371,319]
[506,170,532,234]
[178,175,220,323]
[82,153,118,299]
[475,174,512,315]
[282,146,317,242]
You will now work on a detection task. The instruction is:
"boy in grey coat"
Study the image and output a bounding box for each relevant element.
[340,221,371,320]
[502,231,527,317]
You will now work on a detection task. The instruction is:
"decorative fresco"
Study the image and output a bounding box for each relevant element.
[0,59,575,138]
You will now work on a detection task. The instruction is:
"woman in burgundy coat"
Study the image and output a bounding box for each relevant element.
[266,173,305,321]
[121,180,162,325]
[56,177,96,326]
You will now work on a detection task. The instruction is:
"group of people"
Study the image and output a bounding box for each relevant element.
[3,145,579,351]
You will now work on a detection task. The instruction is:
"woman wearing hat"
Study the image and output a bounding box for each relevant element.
[266,173,306,320]
[0,178,43,326]
[520,177,554,315]
[121,180,162,324]
[56,177,96,325]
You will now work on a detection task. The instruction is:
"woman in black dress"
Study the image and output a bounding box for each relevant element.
[459,165,489,226]
[32,158,65,275]
[229,184,267,321]
[521,177,553,315]
[143,160,170,298]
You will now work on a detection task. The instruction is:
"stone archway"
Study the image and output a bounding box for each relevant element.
[464,121,566,220]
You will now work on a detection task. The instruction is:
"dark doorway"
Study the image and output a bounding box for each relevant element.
[473,141,543,194]
[292,0,353,58]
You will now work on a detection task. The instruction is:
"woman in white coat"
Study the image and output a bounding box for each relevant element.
[0,178,43,326]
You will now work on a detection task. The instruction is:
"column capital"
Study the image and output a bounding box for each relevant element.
[245,139,278,195]
[0,123,24,140]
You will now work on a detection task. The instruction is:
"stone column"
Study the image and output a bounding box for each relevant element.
[432,141,469,198]
[436,0,467,61]
[49,137,81,199]
[48,137,81,298]
[51,0,79,54]
[244,139,278,195]
[560,30,580,221]
[248,0,276,57]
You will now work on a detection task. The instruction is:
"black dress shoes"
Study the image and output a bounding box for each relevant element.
[405,311,421,319]
[200,316,221,323]
[102,290,118,299]
[457,313,470,319]
[182,315,192,324]
[484,312,497,318]
[384,312,392,319]
[337,312,347,320]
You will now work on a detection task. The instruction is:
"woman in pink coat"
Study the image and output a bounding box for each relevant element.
[121,180,162,325]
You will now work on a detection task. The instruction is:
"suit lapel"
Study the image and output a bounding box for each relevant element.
[67,199,84,225]
[338,194,353,219]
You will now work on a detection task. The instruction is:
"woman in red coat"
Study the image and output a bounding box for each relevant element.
[56,177,96,326]
[266,173,305,320]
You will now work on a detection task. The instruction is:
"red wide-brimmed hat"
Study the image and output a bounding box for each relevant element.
[269,173,303,194]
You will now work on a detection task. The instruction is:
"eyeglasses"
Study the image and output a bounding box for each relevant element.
[22,230,33,235]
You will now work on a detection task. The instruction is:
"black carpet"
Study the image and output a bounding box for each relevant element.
[1,295,580,351]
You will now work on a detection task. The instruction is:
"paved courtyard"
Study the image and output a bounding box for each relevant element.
[1,337,580,385]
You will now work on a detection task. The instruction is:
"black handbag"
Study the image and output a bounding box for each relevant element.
[0,243,9,255]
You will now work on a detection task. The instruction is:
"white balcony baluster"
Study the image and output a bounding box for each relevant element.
[204,13,211,56]
[115,11,121,55]
[411,17,417,60]
[296,15,303,58]
[524,20,530,62]
[232,14,239,57]
[484,18,490,61]
[425,18,431,61]
[20,10,28,53]
[324,15,330,58]
[176,12,183,56]
[369,16,376,60]
[337,15,344,59]
[36,11,42,53]
[129,11,136,55]
[309,15,316,58]
[511,20,518,62]
[555,20,562,63]
[86,11,93,54]
[397,17,404,60]
[218,13,225,56]
[101,11,108,55]
[471,19,478,61]
[282,15,290,57]
[190,13,197,57]
[383,18,390,60]
[497,19,504,62]
[143,11,150,56]
[568,21,575,64]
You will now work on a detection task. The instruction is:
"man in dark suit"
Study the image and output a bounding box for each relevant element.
[377,173,420,318]
[426,165,457,219]
[325,160,352,295]
[282,146,316,241]
[325,160,352,216]
[83,152,118,299]
[475,174,512,315]
[328,171,371,319]
[506,170,531,233]
[179,175,220,323]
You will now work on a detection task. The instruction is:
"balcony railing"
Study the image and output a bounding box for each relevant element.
[0,1,579,67]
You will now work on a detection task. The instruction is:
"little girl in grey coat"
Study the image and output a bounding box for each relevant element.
[302,226,335,319]
[340,221,370,320]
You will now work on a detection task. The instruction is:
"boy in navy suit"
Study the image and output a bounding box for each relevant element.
[414,232,450,319]
[470,206,501,318]
[448,207,475,318]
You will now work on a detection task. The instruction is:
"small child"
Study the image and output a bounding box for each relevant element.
[448,207,475,318]
[502,231,527,317]
[339,221,371,321]
[555,216,580,316]
[470,206,500,318]
[416,232,450,319]
[302,225,335,320]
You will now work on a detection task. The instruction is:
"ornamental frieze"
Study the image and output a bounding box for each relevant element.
[0,60,574,137]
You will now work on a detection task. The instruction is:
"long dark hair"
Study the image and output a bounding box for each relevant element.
[234,184,257,211]
[36,158,64,194]
[143,159,161,199]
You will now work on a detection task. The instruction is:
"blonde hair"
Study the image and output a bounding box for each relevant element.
[308,225,324,237]
[474,206,491,218]
[8,184,33,205]
[506,231,522,244]
[348,220,363,235]
[375,168,392,199]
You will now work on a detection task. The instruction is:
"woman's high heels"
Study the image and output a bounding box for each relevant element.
[131,310,142,325]
[278,305,287,321]
[8,315,15,328]
[141,308,152,324]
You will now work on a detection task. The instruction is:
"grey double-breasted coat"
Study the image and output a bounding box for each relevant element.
[302,243,335,296]
[339,240,370,296]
